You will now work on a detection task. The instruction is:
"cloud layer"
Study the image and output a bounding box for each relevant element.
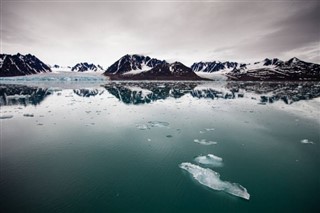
[2,0,319,67]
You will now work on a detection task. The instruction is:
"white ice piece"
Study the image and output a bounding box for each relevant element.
[194,139,217,145]
[194,154,223,167]
[179,162,250,200]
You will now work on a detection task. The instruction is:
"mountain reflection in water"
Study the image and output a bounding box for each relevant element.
[0,81,319,106]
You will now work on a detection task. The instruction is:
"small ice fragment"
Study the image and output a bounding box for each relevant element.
[195,154,223,167]
[136,124,149,130]
[194,139,217,145]
[200,131,205,134]
[148,121,169,128]
[205,128,215,131]
[179,163,250,200]
[300,139,314,144]
[147,138,152,142]
[0,115,13,119]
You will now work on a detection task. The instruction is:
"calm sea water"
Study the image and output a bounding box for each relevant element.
[0,80,319,212]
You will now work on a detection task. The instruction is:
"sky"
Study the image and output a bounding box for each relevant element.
[1,0,319,68]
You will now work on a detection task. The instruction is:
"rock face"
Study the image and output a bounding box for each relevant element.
[71,62,103,72]
[104,54,165,75]
[0,53,51,77]
[104,54,205,80]
[191,61,246,73]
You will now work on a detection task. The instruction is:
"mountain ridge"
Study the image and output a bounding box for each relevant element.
[1,53,319,80]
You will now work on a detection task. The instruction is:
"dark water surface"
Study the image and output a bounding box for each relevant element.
[0,81,319,212]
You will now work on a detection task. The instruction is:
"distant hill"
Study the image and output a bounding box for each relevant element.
[71,62,104,72]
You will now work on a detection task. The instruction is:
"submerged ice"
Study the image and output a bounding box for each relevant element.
[180,163,250,200]
[195,154,223,167]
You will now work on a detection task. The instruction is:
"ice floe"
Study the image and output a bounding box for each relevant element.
[194,154,223,167]
[148,121,170,128]
[136,121,170,130]
[179,163,250,200]
[136,124,149,130]
[194,139,217,145]
[300,139,315,144]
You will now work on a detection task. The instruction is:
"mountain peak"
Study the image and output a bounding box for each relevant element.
[288,57,300,63]
[104,54,165,75]
[71,62,103,72]
[0,53,51,77]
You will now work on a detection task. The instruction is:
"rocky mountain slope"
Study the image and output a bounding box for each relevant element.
[0,53,51,77]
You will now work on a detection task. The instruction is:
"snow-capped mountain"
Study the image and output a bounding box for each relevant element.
[104,54,166,75]
[227,57,320,81]
[0,53,51,77]
[107,60,205,80]
[49,64,72,72]
[191,57,319,81]
[191,61,246,73]
[104,54,205,80]
[71,62,104,72]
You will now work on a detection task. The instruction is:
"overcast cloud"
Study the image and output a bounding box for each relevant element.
[1,0,319,67]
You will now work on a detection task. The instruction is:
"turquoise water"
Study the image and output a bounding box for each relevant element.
[0,81,319,212]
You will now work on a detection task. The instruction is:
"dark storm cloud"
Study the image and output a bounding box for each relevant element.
[1,0,319,66]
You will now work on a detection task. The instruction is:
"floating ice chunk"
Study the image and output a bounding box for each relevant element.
[136,124,149,130]
[0,115,13,119]
[194,139,217,145]
[136,121,169,130]
[300,139,315,144]
[195,154,223,167]
[205,128,215,131]
[179,163,250,200]
[148,121,169,128]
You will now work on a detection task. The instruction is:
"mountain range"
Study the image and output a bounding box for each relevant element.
[50,63,104,72]
[1,53,319,81]
[71,63,104,72]
[104,54,204,80]
[192,57,320,80]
